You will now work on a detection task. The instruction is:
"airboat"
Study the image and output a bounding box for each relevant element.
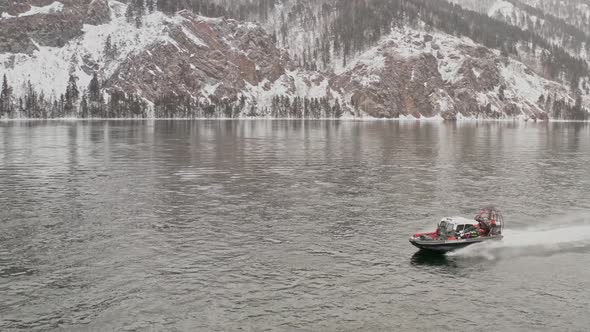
[409,208,504,253]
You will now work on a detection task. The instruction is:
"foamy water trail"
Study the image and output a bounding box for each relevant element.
[449,213,590,260]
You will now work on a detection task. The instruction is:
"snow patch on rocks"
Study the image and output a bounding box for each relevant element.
[1,1,64,19]
[487,0,515,17]
[0,0,186,98]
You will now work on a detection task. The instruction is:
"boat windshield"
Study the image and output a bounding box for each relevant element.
[438,219,455,238]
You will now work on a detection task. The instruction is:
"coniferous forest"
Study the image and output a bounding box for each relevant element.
[0,0,589,120]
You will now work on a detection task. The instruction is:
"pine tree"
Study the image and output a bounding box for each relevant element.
[0,76,4,115]
[147,0,154,13]
[66,74,79,102]
[68,54,79,75]
[498,85,506,101]
[112,42,119,59]
[574,94,584,120]
[125,5,134,23]
[570,73,580,93]
[156,0,167,13]
[24,80,38,118]
[136,0,145,16]
[58,94,65,117]
[1,74,9,99]
[1,74,11,115]
[333,99,342,118]
[89,73,100,102]
[88,72,104,117]
[80,92,89,118]
[135,14,143,28]
[104,35,113,59]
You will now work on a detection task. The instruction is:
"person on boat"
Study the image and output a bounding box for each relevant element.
[470,224,481,238]
[489,220,500,235]
[475,215,491,236]
[437,219,450,240]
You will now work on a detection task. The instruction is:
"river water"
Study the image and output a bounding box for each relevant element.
[1,120,589,331]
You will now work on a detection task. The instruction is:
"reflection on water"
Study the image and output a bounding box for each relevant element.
[410,251,454,266]
[1,120,590,331]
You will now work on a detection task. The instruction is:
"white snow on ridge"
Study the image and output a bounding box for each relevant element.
[0,0,328,115]
[355,25,478,84]
[434,93,454,113]
[335,22,581,116]
[500,62,543,102]
[202,82,220,96]
[20,1,64,17]
[472,67,482,78]
[181,27,208,48]
[334,44,385,75]
[0,0,187,99]
[338,24,477,84]
[487,0,514,17]
[290,70,329,99]
[1,1,64,19]
[239,69,333,116]
[0,0,583,119]
[521,0,540,7]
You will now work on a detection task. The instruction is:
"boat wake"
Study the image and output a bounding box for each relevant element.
[448,213,590,260]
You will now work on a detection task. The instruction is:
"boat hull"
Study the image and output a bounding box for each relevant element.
[409,236,503,253]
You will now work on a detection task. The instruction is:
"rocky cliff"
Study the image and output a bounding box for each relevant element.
[329,26,573,120]
[0,0,110,53]
[0,0,587,120]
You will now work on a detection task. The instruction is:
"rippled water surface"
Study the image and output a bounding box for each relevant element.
[1,120,590,331]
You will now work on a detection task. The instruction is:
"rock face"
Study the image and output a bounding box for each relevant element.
[107,14,288,103]
[328,28,572,120]
[0,15,83,52]
[0,0,585,119]
[333,53,445,118]
[0,0,110,54]
[84,0,111,25]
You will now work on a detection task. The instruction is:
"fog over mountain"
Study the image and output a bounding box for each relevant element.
[1,0,589,120]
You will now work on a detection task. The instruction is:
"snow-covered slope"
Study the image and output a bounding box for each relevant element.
[0,1,184,98]
[0,0,588,120]
[1,1,64,19]
[452,0,590,61]
[330,24,574,120]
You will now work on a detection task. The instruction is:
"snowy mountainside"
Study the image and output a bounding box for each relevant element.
[450,0,590,114]
[330,25,573,120]
[451,0,590,61]
[1,1,171,98]
[0,0,111,53]
[0,0,588,120]
[520,0,590,35]
[0,0,334,118]
[0,1,65,19]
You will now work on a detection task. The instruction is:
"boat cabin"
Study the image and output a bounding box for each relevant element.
[437,218,477,239]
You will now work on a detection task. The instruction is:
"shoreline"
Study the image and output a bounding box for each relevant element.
[1,117,590,123]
